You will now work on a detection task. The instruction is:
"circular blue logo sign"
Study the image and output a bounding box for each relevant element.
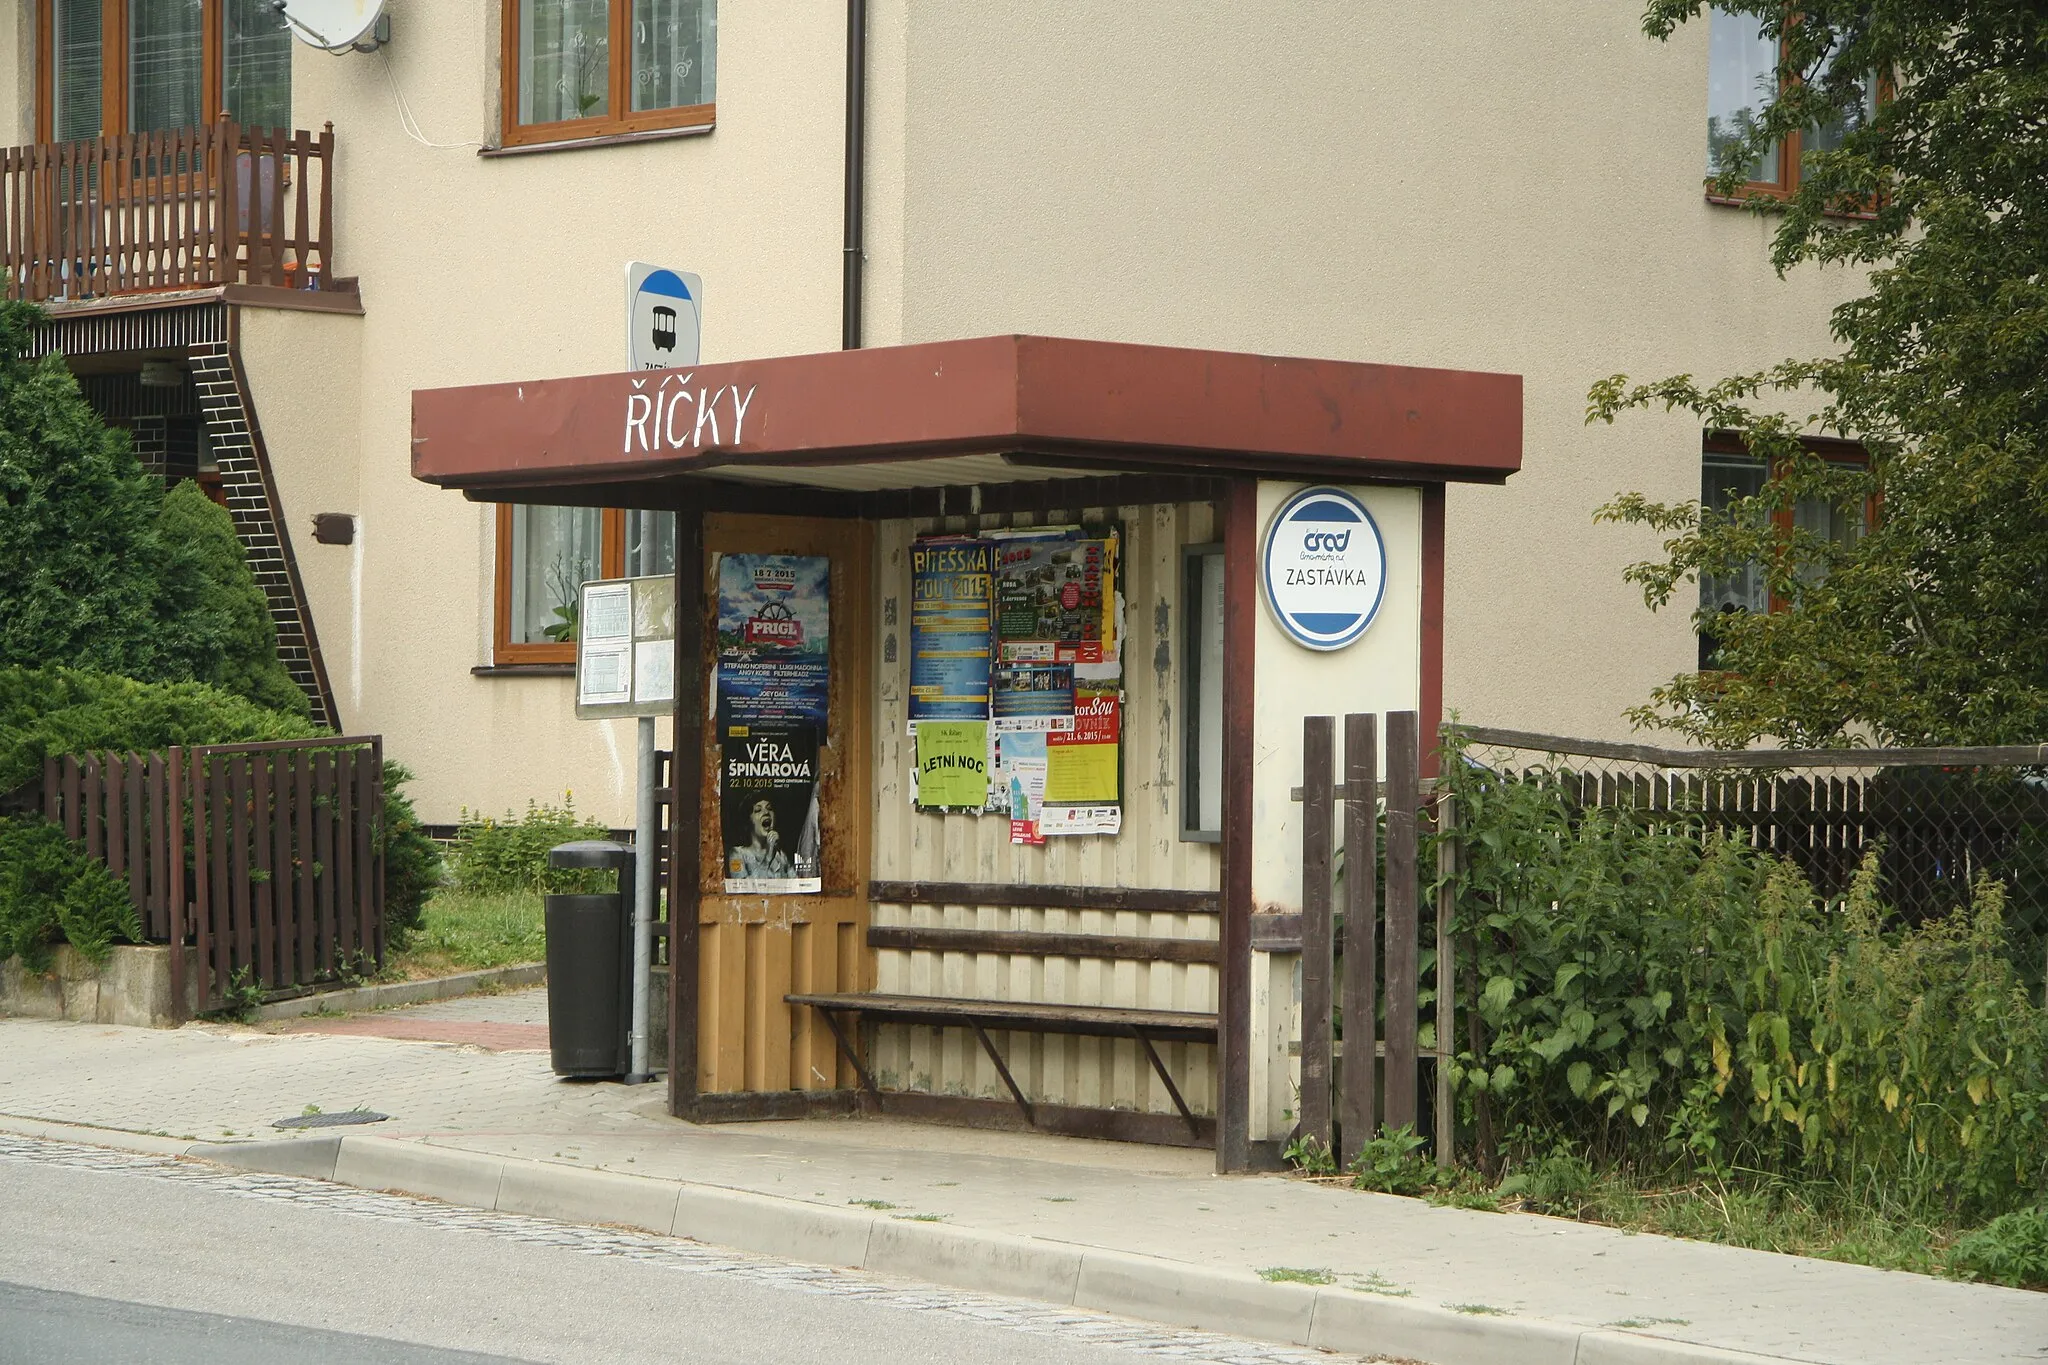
[1260,487,1387,651]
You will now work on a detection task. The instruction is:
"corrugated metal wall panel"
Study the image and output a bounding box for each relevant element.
[870,501,1222,1116]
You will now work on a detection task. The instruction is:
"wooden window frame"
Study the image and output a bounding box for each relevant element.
[35,0,232,143]
[1705,16,1888,212]
[493,504,627,665]
[1701,431,1874,617]
[497,0,715,150]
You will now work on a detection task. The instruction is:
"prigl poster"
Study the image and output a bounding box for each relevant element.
[908,538,994,726]
[721,724,822,894]
[716,555,830,732]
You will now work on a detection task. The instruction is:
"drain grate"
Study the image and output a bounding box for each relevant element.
[272,1110,390,1130]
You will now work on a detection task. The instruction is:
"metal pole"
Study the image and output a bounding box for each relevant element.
[628,715,657,1083]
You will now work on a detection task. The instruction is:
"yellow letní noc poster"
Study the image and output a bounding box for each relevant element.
[915,720,992,810]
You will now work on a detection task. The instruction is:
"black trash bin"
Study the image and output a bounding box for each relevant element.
[544,840,634,1078]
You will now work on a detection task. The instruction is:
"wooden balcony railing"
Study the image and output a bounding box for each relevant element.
[0,119,336,305]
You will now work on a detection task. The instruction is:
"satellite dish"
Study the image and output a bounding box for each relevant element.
[276,0,389,53]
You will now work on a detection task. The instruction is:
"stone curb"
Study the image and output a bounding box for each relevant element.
[163,1131,1814,1365]
[248,964,546,1021]
[0,1118,1806,1365]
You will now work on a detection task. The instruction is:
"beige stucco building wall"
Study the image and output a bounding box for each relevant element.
[10,2,1860,824]
[242,0,851,824]
[874,2,1853,743]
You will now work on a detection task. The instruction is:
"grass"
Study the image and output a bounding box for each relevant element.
[1346,1272,1412,1297]
[848,1199,898,1210]
[1578,1170,1955,1278]
[386,890,546,980]
[1292,1149,1975,1282]
[1258,1267,1334,1285]
[1447,1303,1509,1316]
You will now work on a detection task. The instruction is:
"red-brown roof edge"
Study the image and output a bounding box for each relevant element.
[410,334,1521,491]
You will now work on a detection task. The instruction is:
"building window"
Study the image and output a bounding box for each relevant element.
[1705,5,1877,200]
[1698,436,1870,669]
[37,0,294,142]
[494,506,676,662]
[500,0,716,149]
[1180,542,1224,843]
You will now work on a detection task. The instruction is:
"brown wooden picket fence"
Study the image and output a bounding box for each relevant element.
[1292,711,1457,1168]
[0,119,337,304]
[42,737,384,1014]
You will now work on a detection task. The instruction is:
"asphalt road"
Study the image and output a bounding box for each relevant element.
[0,1137,1335,1365]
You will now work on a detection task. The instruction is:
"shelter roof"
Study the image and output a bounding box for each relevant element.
[410,334,1521,508]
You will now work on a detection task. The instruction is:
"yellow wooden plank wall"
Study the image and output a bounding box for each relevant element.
[870,501,1222,1115]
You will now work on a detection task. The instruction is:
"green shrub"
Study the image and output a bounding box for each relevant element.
[0,666,440,957]
[1442,737,2048,1224]
[0,664,317,792]
[450,796,613,895]
[0,298,176,681]
[153,480,309,717]
[0,299,306,715]
[1349,1125,1440,1196]
[1496,1149,1598,1218]
[1949,1206,2048,1289]
[378,763,441,950]
[0,816,143,971]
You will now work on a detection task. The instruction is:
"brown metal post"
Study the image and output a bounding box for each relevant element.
[167,747,186,1020]
[1383,711,1421,1134]
[1434,787,1456,1167]
[1339,713,1379,1165]
[1298,715,1335,1154]
[1217,479,1258,1171]
[668,505,707,1118]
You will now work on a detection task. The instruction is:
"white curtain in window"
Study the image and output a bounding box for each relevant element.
[626,510,676,578]
[1706,6,1779,180]
[1700,455,1770,616]
[631,0,716,112]
[510,506,604,643]
[520,0,612,125]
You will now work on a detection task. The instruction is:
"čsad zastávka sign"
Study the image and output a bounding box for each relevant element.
[1260,486,1387,651]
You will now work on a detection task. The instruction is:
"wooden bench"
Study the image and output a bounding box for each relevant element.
[785,991,1218,1135]
[785,882,1223,1138]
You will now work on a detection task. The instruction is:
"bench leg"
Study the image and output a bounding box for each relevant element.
[967,1018,1035,1127]
[1131,1027,1200,1137]
[818,1008,879,1096]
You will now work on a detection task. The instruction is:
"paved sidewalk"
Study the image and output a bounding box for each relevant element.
[4,1007,2046,1365]
[280,985,551,1052]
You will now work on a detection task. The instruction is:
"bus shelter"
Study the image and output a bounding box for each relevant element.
[411,334,1522,1171]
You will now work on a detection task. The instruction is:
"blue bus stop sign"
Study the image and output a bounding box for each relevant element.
[627,263,702,369]
[1260,486,1388,651]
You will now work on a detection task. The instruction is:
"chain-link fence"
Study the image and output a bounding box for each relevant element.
[1447,724,2048,992]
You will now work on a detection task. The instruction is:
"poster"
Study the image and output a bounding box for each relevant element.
[721,724,822,894]
[908,538,995,726]
[716,555,830,731]
[575,575,675,718]
[915,720,991,809]
[991,662,1074,731]
[997,731,1048,845]
[1044,691,1120,802]
[992,531,1116,665]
